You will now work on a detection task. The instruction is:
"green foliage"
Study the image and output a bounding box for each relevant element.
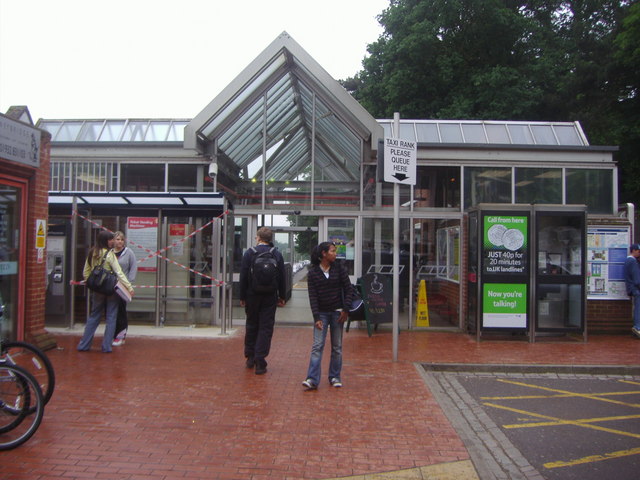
[346,0,639,202]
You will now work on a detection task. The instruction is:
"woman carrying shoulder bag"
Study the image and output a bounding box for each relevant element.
[78,230,134,353]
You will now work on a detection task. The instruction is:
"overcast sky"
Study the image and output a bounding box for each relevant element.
[0,0,388,122]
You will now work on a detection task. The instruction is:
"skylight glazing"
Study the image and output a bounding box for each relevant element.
[379,120,589,146]
[38,119,188,142]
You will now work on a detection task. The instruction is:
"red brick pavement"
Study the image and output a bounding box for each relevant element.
[4,327,640,480]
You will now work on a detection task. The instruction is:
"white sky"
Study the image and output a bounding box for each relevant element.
[0,0,388,122]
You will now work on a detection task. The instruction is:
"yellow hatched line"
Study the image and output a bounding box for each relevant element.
[494,379,640,408]
[620,380,640,386]
[483,402,640,439]
[482,391,640,401]
[503,413,640,429]
[544,446,640,469]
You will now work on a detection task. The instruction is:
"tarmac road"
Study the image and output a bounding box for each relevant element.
[420,364,640,480]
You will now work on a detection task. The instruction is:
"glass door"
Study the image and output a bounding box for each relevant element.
[322,217,358,282]
[0,180,25,340]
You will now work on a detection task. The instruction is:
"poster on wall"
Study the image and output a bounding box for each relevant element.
[587,226,630,300]
[482,215,528,275]
[482,283,527,328]
[127,217,158,272]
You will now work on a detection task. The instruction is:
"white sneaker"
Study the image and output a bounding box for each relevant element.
[302,379,317,390]
[330,377,342,388]
[112,338,125,346]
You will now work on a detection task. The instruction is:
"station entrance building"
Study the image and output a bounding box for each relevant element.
[34,32,627,336]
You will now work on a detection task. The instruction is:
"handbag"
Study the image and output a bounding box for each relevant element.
[86,250,118,295]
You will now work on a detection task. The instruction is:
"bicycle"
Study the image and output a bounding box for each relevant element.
[0,360,45,450]
[0,340,55,413]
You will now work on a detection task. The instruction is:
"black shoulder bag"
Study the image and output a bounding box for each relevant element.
[86,250,118,295]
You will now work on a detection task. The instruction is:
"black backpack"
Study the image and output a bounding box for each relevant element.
[250,247,279,294]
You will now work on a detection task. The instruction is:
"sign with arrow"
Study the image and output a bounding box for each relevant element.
[383,137,416,185]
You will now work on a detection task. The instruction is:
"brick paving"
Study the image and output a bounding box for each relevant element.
[4,326,640,480]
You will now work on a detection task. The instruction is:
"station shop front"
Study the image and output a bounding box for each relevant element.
[0,108,54,347]
[36,33,629,335]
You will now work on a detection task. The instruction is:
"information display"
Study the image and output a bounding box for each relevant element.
[587,226,630,300]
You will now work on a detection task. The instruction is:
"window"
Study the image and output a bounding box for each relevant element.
[566,169,613,214]
[515,168,562,204]
[464,167,511,209]
[120,164,165,191]
[414,166,460,209]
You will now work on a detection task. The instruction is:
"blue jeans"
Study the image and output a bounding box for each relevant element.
[305,311,343,385]
[77,292,119,352]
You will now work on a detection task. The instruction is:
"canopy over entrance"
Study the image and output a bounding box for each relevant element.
[185,32,383,210]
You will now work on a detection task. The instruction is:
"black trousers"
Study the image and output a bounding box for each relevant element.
[114,298,128,338]
[244,293,277,367]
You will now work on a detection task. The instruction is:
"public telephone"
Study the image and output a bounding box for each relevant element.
[45,234,67,318]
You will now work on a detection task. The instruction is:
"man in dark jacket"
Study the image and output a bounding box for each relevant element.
[623,243,640,339]
[239,227,286,374]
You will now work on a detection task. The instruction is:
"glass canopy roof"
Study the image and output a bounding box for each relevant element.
[38,119,189,142]
[378,119,589,146]
[39,118,590,147]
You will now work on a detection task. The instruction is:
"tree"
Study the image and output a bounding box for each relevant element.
[345,0,638,202]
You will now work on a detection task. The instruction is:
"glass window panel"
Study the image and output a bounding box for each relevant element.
[380,122,393,139]
[414,166,460,208]
[537,284,583,329]
[485,124,510,144]
[531,125,558,145]
[439,124,463,143]
[100,121,125,141]
[566,169,613,214]
[120,164,165,191]
[464,167,511,209]
[507,124,534,144]
[461,124,486,143]
[168,164,199,192]
[537,213,583,276]
[553,125,583,146]
[362,165,411,210]
[398,123,415,141]
[167,122,187,141]
[56,122,82,141]
[122,121,148,141]
[40,121,62,140]
[415,123,440,142]
[146,122,171,141]
[77,121,104,141]
[515,168,562,204]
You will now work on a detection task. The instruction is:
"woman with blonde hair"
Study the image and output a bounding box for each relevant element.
[77,230,134,353]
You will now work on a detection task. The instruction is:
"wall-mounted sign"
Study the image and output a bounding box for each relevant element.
[127,217,158,272]
[0,115,40,167]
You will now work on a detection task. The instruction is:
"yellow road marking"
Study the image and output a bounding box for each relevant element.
[482,391,640,400]
[494,379,640,408]
[544,446,640,469]
[503,413,640,429]
[482,402,640,439]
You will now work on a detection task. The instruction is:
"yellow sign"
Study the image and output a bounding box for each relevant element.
[416,279,430,327]
[35,219,46,249]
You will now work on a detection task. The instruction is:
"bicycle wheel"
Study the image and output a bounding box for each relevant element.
[1,341,55,410]
[0,363,44,450]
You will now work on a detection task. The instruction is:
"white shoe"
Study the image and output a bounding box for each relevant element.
[112,338,125,346]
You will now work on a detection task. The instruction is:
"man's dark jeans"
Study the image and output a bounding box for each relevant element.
[244,293,278,367]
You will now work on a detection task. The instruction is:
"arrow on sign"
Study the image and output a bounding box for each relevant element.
[392,173,409,182]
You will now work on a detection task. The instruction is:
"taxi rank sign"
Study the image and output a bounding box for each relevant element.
[383,137,416,185]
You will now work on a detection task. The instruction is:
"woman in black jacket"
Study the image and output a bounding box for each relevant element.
[302,241,353,390]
